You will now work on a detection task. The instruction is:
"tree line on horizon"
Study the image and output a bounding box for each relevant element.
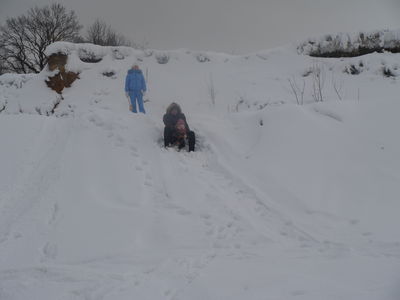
[0,3,143,74]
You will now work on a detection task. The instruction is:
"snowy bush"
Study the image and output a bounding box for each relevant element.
[78,48,103,63]
[298,30,400,57]
[344,64,363,75]
[0,74,35,88]
[112,49,125,60]
[102,71,116,78]
[196,53,210,63]
[143,49,154,57]
[45,42,137,63]
[382,66,398,78]
[155,53,170,64]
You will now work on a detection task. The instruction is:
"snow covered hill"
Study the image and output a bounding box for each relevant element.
[0,39,399,300]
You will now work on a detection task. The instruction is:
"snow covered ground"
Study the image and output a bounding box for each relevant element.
[0,41,399,300]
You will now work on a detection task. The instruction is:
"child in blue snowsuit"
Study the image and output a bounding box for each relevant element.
[125,65,147,113]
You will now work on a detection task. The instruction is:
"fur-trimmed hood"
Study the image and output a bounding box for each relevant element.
[166,102,182,115]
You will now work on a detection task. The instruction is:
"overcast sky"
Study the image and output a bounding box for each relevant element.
[1,0,400,53]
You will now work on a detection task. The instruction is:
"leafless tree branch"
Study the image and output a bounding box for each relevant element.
[86,19,132,47]
[0,3,82,73]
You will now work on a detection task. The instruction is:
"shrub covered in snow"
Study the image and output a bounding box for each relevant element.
[382,65,399,78]
[155,52,170,64]
[344,63,364,75]
[143,49,154,57]
[0,74,35,88]
[102,71,116,78]
[196,53,210,63]
[112,49,126,60]
[78,48,103,63]
[298,30,400,57]
[45,42,140,63]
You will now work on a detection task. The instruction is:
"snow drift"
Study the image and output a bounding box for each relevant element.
[0,37,400,300]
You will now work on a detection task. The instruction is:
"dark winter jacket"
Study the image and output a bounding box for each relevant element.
[125,69,146,92]
[163,103,190,132]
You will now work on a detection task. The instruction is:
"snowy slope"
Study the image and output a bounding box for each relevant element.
[0,41,400,300]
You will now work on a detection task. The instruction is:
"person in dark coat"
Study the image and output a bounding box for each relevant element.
[125,64,146,113]
[163,103,195,151]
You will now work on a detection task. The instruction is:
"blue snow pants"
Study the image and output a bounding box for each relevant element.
[129,90,146,114]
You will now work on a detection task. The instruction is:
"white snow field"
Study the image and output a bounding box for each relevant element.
[0,40,400,300]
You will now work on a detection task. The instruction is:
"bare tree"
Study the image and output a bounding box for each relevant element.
[86,19,131,47]
[86,19,107,45]
[73,35,86,44]
[0,3,82,73]
[135,37,150,51]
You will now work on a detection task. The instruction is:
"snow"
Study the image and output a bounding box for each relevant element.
[0,40,400,300]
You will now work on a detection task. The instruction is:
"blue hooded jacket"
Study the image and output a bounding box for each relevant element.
[125,69,146,92]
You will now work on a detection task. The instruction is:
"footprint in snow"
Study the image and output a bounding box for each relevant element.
[88,115,104,127]
[291,290,307,296]
[349,219,360,225]
[200,213,211,220]
[13,232,22,239]
[42,242,58,260]
[178,209,192,216]
[362,232,373,236]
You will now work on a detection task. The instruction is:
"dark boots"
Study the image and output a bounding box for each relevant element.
[188,131,195,152]
[164,127,174,148]
[164,127,195,152]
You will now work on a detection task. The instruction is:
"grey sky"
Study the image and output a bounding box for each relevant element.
[1,0,400,53]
